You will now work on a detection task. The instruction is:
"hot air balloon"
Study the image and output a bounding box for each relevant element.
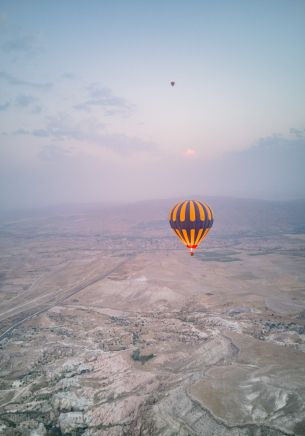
[169,200,213,256]
[170,81,175,87]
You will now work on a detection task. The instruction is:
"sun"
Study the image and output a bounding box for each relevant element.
[184,148,196,157]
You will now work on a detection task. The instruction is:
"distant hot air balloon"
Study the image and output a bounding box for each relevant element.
[169,200,213,256]
[170,81,175,87]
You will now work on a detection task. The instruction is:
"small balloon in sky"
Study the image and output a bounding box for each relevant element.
[170,81,175,87]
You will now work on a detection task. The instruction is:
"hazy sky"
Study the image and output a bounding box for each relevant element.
[0,0,305,209]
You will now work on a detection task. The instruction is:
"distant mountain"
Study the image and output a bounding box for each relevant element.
[1,197,304,239]
[130,197,305,237]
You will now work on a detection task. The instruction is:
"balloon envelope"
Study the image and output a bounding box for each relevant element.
[170,81,175,86]
[169,200,213,255]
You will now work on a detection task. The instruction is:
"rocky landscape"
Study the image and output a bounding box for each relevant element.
[0,198,305,435]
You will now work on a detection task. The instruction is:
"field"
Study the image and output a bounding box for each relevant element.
[0,198,305,435]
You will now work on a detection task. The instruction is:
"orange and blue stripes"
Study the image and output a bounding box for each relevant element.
[169,200,213,249]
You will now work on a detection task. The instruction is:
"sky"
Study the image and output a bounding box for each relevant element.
[0,0,305,209]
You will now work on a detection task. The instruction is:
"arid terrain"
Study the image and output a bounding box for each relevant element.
[0,198,305,435]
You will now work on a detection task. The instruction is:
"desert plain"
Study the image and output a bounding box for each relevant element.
[0,197,305,435]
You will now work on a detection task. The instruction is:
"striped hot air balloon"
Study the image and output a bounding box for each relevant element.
[169,200,214,256]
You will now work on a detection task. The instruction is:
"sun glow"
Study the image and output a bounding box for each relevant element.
[184,148,196,157]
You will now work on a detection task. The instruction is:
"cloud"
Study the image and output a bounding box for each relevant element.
[2,34,39,55]
[32,129,50,137]
[74,83,134,116]
[182,129,305,200]
[38,144,72,162]
[0,71,52,89]
[32,105,43,114]
[94,133,154,154]
[14,128,30,135]
[289,128,305,138]
[0,18,42,58]
[2,127,304,210]
[61,72,75,80]
[0,13,7,25]
[0,101,10,111]
[16,116,155,155]
[253,130,305,152]
[15,94,36,107]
